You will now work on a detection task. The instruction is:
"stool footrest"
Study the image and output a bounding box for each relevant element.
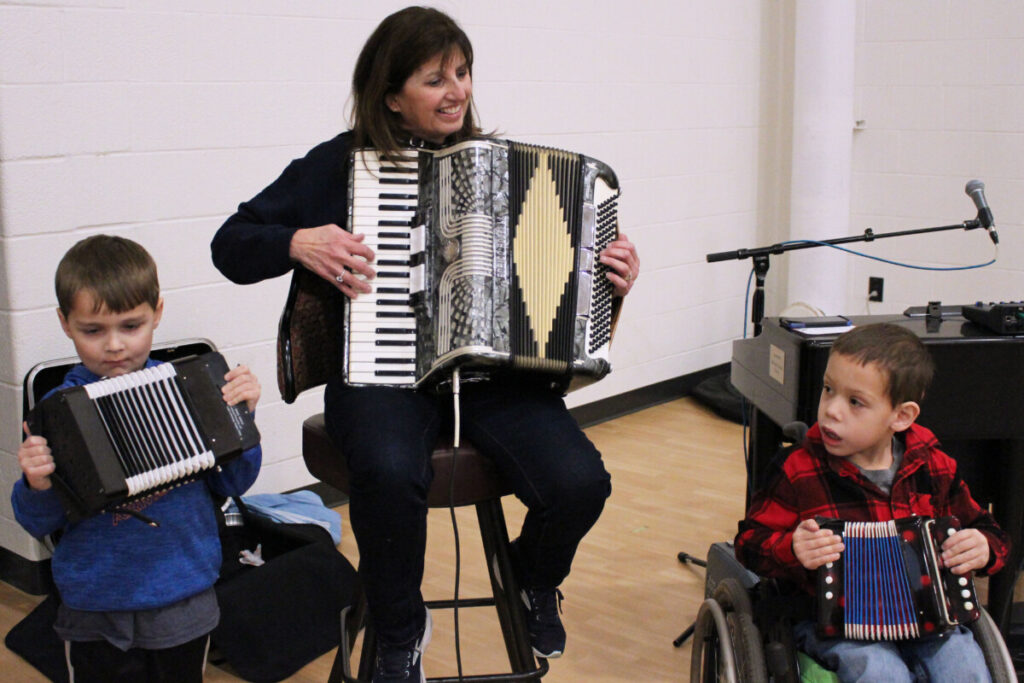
[425,660,550,683]
[425,597,495,610]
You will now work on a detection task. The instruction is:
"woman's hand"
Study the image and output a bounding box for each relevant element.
[290,224,376,299]
[222,365,262,413]
[599,232,640,297]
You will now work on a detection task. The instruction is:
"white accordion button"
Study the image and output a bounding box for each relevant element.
[962,589,972,599]
[959,577,969,586]
[825,591,834,601]
[825,575,833,585]
[947,528,956,538]
[825,562,833,569]
[965,601,975,611]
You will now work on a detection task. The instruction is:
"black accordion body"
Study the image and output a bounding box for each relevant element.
[29,352,260,520]
[816,516,981,640]
[344,138,620,391]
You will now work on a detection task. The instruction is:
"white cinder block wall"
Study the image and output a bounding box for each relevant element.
[782,0,1024,314]
[6,0,1021,569]
[0,1,763,564]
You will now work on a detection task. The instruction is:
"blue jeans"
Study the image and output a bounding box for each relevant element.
[324,375,611,645]
[794,620,992,682]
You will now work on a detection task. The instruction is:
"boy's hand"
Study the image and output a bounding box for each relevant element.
[793,518,844,570]
[19,422,55,491]
[941,528,990,575]
[222,365,261,413]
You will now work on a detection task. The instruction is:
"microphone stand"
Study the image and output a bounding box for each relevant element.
[706,217,984,336]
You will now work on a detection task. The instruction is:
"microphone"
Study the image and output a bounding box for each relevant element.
[965,179,998,244]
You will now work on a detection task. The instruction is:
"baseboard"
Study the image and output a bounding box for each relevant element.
[569,362,729,427]
[297,481,350,509]
[0,544,53,596]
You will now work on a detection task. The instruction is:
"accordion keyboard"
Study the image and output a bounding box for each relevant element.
[348,150,422,386]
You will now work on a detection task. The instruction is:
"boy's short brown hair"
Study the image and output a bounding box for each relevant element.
[55,235,160,317]
[830,322,934,406]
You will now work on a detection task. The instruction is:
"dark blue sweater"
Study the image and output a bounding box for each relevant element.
[212,131,353,285]
[11,359,262,611]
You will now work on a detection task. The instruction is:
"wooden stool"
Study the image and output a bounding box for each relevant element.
[302,413,548,683]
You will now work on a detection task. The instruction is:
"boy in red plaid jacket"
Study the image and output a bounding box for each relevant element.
[735,323,1009,681]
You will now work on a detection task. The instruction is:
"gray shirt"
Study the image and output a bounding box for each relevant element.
[54,586,218,651]
[856,437,905,496]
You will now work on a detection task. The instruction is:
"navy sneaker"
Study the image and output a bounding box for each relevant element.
[520,587,565,658]
[373,608,432,682]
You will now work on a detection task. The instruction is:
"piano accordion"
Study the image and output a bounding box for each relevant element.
[29,352,260,520]
[816,517,980,640]
[344,138,620,390]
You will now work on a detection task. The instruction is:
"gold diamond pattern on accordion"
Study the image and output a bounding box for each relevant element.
[511,151,575,357]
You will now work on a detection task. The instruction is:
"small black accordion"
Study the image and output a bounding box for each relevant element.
[816,516,980,640]
[29,352,260,521]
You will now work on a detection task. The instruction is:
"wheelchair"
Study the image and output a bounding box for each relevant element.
[688,542,1018,682]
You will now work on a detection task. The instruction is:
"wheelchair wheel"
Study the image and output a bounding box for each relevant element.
[969,608,1016,683]
[689,578,768,683]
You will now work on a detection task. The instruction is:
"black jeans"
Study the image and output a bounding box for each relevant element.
[66,634,209,682]
[324,375,611,645]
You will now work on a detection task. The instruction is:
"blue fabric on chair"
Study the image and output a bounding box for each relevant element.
[225,490,342,545]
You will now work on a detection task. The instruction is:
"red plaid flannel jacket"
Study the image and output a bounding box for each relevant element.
[734,422,1010,594]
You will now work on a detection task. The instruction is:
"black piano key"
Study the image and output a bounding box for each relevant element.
[377,219,412,226]
[378,194,416,201]
[376,299,412,306]
[376,340,416,346]
[375,327,416,334]
[379,178,418,185]
[373,285,409,292]
[375,370,417,377]
[375,358,415,364]
[377,311,415,318]
[377,244,410,251]
[378,166,417,174]
[378,232,410,239]
[379,204,418,212]
[377,271,410,278]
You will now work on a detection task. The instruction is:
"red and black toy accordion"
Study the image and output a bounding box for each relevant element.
[816,516,980,640]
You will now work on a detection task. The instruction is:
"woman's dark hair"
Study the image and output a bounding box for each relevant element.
[351,6,482,155]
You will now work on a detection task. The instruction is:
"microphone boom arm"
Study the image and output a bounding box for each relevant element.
[707,217,985,335]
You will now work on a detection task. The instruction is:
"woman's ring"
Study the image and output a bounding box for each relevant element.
[625,271,633,282]
[336,272,345,283]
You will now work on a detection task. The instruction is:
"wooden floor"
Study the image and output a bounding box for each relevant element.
[0,397,748,682]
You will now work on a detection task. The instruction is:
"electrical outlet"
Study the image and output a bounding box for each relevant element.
[868,277,884,302]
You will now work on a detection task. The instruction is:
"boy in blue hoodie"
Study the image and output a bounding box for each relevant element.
[12,234,263,682]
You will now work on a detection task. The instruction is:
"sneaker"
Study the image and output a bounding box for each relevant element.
[520,587,565,658]
[373,608,432,682]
